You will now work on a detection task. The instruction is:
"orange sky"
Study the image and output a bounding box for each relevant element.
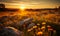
[0,0,60,9]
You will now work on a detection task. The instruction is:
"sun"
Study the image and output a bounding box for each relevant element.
[20,4,26,10]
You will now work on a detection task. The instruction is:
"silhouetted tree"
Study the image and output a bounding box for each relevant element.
[0,4,5,8]
[59,6,60,9]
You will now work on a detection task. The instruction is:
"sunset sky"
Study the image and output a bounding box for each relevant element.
[0,0,60,9]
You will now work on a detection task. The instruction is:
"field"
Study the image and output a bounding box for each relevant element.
[0,8,60,36]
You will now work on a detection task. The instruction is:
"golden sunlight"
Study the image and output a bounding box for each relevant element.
[20,4,26,10]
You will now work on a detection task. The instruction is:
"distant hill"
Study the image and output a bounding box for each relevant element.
[0,8,19,12]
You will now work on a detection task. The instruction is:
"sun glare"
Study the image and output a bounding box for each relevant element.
[20,4,26,10]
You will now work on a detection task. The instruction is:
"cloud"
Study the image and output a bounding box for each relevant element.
[0,0,20,3]
[0,0,60,8]
[0,0,60,4]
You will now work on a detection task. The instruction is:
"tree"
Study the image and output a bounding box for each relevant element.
[0,4,5,8]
